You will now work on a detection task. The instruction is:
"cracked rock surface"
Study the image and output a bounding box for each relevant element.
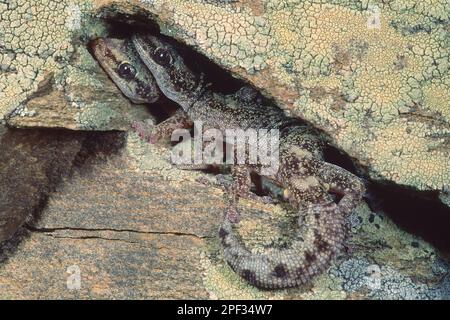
[0,127,88,243]
[0,129,448,299]
[0,0,449,299]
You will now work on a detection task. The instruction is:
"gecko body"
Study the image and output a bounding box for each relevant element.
[91,34,365,289]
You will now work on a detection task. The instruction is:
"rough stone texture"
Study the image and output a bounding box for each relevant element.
[108,0,449,194]
[0,0,152,130]
[1,0,448,195]
[0,131,448,299]
[0,127,87,243]
[0,0,449,299]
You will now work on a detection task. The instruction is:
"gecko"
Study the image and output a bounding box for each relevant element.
[91,37,193,142]
[91,34,366,289]
[91,37,161,104]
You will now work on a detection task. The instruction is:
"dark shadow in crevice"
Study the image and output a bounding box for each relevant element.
[0,128,127,265]
[72,130,127,173]
[324,144,450,254]
[322,144,363,175]
[366,182,450,254]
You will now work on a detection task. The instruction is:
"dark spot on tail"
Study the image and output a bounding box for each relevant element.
[219,227,230,247]
[241,269,258,286]
[313,233,330,252]
[272,264,288,278]
[305,251,317,263]
[219,227,229,239]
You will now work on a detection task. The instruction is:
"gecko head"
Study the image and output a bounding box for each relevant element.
[90,37,161,104]
[132,34,203,109]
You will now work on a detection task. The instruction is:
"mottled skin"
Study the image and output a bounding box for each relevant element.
[91,38,192,143]
[92,34,365,289]
[90,38,161,104]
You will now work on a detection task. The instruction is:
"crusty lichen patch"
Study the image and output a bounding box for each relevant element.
[199,198,449,299]
[2,0,448,191]
[0,0,85,117]
[349,203,440,283]
[123,0,449,193]
[0,0,151,130]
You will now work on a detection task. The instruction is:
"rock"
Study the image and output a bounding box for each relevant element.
[0,0,152,130]
[134,0,449,195]
[1,0,448,195]
[0,127,87,243]
[0,0,449,299]
[0,131,448,299]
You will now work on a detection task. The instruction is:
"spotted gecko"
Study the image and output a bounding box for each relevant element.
[91,34,365,289]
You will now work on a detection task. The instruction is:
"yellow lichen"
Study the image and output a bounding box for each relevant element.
[142,0,449,191]
[0,0,83,118]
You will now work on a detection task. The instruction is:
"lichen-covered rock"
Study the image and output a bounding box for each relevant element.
[0,0,151,130]
[0,131,448,299]
[108,0,449,195]
[1,0,449,299]
[1,0,448,195]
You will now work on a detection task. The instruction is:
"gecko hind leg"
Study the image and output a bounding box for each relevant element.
[224,165,278,223]
[231,166,276,204]
[318,162,365,214]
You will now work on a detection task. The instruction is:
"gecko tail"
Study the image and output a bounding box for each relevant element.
[219,203,348,289]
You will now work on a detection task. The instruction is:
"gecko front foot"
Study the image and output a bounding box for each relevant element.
[131,120,154,142]
[132,109,193,144]
[131,119,164,144]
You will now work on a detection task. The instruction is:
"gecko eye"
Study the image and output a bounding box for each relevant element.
[153,48,173,66]
[117,62,137,80]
